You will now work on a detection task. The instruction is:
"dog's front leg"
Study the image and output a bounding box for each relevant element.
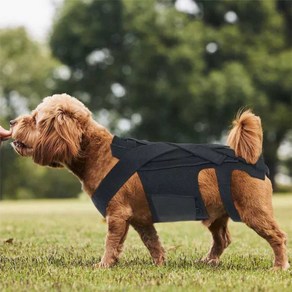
[96,216,129,268]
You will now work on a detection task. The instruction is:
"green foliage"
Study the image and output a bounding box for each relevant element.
[50,0,126,110]
[1,144,81,200]
[1,0,291,198]
[0,28,58,117]
[0,28,80,199]
[1,196,292,290]
[50,0,292,187]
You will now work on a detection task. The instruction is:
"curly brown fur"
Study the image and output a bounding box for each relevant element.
[10,94,289,270]
[227,109,263,164]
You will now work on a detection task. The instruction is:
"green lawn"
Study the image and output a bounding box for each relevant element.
[1,195,292,291]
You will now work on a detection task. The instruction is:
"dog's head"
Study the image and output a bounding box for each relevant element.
[11,94,92,167]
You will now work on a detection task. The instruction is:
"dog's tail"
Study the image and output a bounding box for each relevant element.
[227,109,263,164]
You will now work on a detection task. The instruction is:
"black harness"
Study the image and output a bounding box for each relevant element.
[92,136,269,223]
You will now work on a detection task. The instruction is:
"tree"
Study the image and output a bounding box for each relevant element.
[196,0,292,185]
[0,28,57,119]
[50,0,126,111]
[0,28,80,199]
[50,0,292,188]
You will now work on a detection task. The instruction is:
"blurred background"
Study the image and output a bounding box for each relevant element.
[0,0,291,200]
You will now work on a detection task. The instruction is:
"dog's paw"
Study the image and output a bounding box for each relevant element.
[93,262,112,269]
[153,254,166,266]
[93,258,118,269]
[272,262,290,271]
[200,257,220,266]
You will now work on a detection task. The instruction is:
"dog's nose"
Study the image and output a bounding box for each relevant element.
[9,120,17,127]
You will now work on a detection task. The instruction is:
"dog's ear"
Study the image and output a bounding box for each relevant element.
[33,109,83,166]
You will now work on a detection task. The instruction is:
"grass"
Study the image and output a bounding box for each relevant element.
[0,195,292,292]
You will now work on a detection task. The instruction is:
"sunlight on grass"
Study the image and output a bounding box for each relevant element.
[1,195,292,291]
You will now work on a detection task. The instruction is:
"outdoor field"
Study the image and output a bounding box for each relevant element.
[1,195,292,291]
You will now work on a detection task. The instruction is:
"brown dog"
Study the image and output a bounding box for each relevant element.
[10,93,289,270]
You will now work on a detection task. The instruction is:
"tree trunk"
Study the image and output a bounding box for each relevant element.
[264,154,277,191]
[263,133,284,192]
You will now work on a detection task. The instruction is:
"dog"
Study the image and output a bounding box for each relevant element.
[10,93,289,270]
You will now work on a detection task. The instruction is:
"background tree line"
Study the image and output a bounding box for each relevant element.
[0,0,291,199]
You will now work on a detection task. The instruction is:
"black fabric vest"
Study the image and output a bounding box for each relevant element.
[92,136,269,223]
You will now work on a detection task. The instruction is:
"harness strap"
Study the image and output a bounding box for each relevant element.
[215,166,241,222]
[171,143,226,165]
[91,143,176,217]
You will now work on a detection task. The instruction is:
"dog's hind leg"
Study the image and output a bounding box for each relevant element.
[131,222,165,265]
[97,217,130,268]
[231,173,289,270]
[243,213,289,270]
[201,215,231,265]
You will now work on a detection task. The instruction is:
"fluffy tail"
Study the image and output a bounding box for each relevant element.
[227,109,263,164]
